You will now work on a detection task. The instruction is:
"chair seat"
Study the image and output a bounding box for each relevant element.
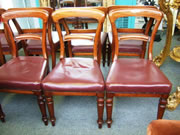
[71,32,107,53]
[108,32,143,53]
[0,34,22,52]
[106,58,171,93]
[119,43,142,53]
[0,56,47,91]
[42,58,105,92]
[26,40,51,52]
[26,32,59,53]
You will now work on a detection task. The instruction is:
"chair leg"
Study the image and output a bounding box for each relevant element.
[85,23,88,29]
[107,44,111,66]
[0,54,6,65]
[37,95,48,126]
[0,104,5,122]
[46,96,56,126]
[97,93,104,128]
[51,51,56,69]
[98,43,102,66]
[67,41,73,57]
[102,42,106,67]
[157,94,169,119]
[141,43,147,58]
[106,93,114,128]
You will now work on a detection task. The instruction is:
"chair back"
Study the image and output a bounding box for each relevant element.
[52,7,106,60]
[8,7,55,51]
[2,9,49,59]
[108,7,163,61]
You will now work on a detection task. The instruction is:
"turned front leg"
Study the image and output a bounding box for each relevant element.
[106,93,114,128]
[97,93,104,128]
[157,94,169,119]
[37,95,48,125]
[46,96,56,126]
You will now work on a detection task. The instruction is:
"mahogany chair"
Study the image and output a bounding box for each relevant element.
[0,104,5,122]
[0,9,49,125]
[106,7,172,128]
[7,7,59,69]
[42,7,105,128]
[63,6,107,66]
[0,8,23,65]
[105,5,158,66]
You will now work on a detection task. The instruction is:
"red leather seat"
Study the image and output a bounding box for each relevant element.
[43,58,104,92]
[0,56,47,90]
[106,58,171,93]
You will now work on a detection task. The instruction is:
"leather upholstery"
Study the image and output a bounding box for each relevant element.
[42,58,105,92]
[0,33,22,52]
[0,56,47,91]
[26,32,59,53]
[147,120,180,135]
[71,32,107,53]
[108,32,143,53]
[106,58,172,93]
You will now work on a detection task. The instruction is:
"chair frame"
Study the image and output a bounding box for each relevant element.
[43,7,106,128]
[106,7,170,128]
[0,9,49,125]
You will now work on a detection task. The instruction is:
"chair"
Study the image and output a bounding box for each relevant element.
[147,120,180,135]
[0,8,23,65]
[42,7,105,128]
[105,6,158,66]
[0,104,5,122]
[0,9,49,125]
[106,7,172,128]
[63,6,107,66]
[7,7,59,69]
